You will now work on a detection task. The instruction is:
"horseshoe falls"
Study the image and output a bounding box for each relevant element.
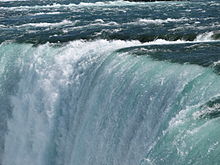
[0,0,220,165]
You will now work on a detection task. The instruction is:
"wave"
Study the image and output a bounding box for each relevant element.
[195,31,216,42]
[28,12,62,16]
[66,20,119,31]
[123,31,220,46]
[137,17,189,24]
[0,1,147,10]
[17,20,76,28]
[0,0,27,1]
[0,25,6,28]
[0,0,190,11]
[0,3,77,10]
[78,0,147,6]
[1,0,184,10]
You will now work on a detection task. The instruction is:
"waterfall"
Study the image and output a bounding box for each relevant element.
[0,40,220,165]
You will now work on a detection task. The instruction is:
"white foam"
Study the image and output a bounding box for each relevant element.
[29,12,62,16]
[67,20,119,31]
[138,18,189,24]
[78,0,146,7]
[195,31,214,42]
[142,31,218,45]
[94,19,105,23]
[0,24,6,28]
[17,20,75,28]
[213,60,220,66]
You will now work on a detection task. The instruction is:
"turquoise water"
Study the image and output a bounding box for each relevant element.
[0,0,220,165]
